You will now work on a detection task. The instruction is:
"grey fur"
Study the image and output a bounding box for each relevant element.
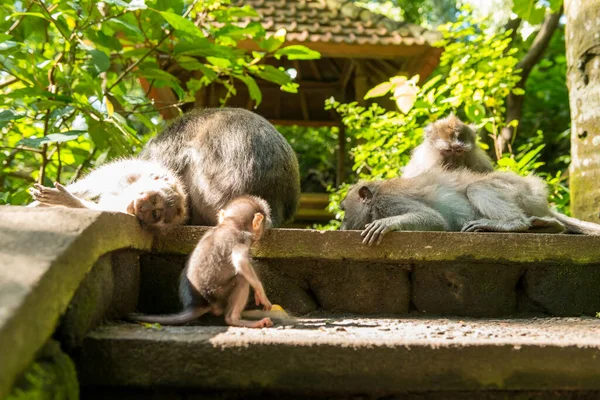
[340,168,600,245]
[403,114,494,178]
[141,108,300,227]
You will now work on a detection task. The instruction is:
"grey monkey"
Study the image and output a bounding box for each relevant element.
[403,114,494,178]
[30,108,300,229]
[141,107,300,227]
[341,168,600,245]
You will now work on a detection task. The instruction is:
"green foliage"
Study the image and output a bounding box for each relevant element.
[8,340,78,400]
[327,10,521,180]
[0,0,319,204]
[321,7,569,229]
[278,125,349,193]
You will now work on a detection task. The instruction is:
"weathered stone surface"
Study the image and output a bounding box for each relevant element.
[524,264,600,316]
[153,227,600,264]
[138,254,185,314]
[412,263,523,317]
[77,316,600,394]
[57,254,114,350]
[253,261,317,315]
[0,207,152,399]
[79,387,600,400]
[107,250,141,319]
[308,260,410,314]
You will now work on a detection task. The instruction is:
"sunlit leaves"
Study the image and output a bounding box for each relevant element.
[274,45,321,60]
[0,0,320,204]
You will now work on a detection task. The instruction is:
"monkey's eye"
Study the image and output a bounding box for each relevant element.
[151,196,157,205]
[151,210,160,221]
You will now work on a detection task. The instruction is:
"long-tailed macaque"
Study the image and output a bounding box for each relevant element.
[140,108,300,227]
[341,168,600,245]
[30,159,188,232]
[30,108,300,228]
[403,114,494,178]
[129,196,274,328]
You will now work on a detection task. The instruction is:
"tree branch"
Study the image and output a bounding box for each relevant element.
[498,6,563,155]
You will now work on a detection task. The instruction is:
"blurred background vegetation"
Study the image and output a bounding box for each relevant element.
[0,0,571,228]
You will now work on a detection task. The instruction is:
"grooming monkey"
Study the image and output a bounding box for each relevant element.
[402,114,494,178]
[129,196,274,328]
[341,168,600,245]
[30,108,300,228]
[30,159,188,232]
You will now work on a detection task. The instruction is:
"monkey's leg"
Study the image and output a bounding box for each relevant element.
[462,218,531,233]
[232,245,272,311]
[362,208,449,246]
[224,277,273,329]
[527,216,566,233]
[30,182,94,208]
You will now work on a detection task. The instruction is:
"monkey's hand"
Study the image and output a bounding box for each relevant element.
[255,291,272,311]
[361,218,398,246]
[30,182,85,208]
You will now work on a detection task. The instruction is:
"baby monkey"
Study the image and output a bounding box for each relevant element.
[29,159,188,232]
[403,114,494,178]
[129,196,274,328]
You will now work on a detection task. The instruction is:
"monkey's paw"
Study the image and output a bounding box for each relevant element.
[255,292,272,311]
[361,220,392,246]
[30,182,83,208]
[461,219,496,232]
[255,317,274,328]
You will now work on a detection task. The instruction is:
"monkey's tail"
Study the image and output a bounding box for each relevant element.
[127,307,209,326]
[550,211,600,235]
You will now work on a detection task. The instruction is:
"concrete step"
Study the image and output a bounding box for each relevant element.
[77,315,600,397]
[141,227,600,318]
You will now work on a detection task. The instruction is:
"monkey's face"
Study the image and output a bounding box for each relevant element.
[426,115,477,166]
[127,177,188,231]
[340,184,374,230]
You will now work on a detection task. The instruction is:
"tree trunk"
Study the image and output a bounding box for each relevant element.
[565,0,600,222]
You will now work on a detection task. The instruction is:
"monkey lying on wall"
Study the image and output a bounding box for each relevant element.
[30,159,188,232]
[129,196,275,328]
[30,108,300,230]
[341,168,600,245]
[403,114,494,178]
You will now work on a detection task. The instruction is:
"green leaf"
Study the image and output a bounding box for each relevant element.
[274,45,320,60]
[364,81,394,99]
[18,131,86,147]
[512,87,525,95]
[464,103,486,123]
[173,41,236,59]
[253,65,291,85]
[517,144,545,170]
[512,0,546,24]
[227,6,260,18]
[88,49,111,74]
[259,29,286,52]
[10,12,49,20]
[236,75,262,107]
[206,57,232,68]
[176,56,217,80]
[158,11,203,38]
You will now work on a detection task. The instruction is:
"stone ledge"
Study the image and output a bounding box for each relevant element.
[77,316,600,394]
[0,207,153,400]
[153,227,600,264]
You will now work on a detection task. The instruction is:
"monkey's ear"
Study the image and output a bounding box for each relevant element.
[358,186,373,204]
[252,213,265,231]
[218,209,226,224]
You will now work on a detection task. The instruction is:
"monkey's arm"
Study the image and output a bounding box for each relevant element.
[362,200,450,245]
[30,182,100,209]
[231,244,272,311]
